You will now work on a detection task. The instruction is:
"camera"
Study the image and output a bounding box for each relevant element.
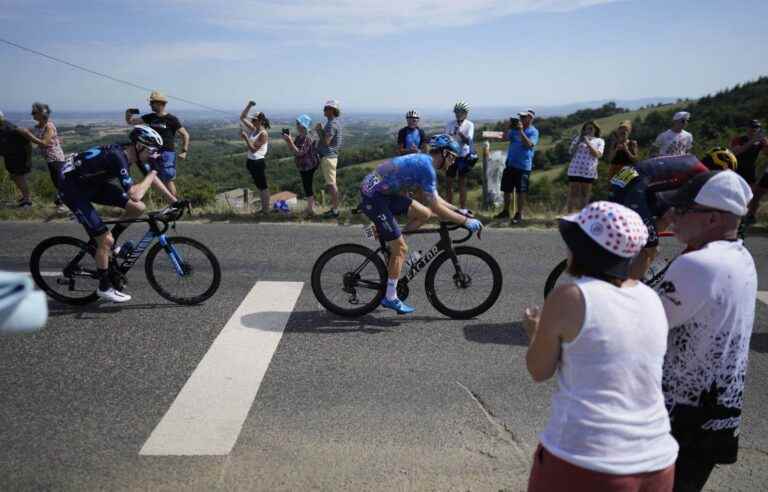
[509,117,519,126]
[281,128,290,136]
[128,108,140,115]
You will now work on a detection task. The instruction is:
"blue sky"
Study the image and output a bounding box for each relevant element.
[1,0,767,114]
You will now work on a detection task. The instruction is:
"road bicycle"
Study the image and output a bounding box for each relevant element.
[543,230,677,298]
[29,201,221,305]
[311,221,502,319]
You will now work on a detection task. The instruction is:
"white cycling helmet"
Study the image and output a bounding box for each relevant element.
[453,101,470,113]
[0,271,47,336]
[129,125,163,149]
[406,110,420,119]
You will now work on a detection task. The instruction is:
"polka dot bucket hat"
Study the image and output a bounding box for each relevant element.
[559,201,648,279]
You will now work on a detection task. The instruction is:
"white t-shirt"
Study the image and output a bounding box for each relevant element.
[445,119,474,158]
[657,240,756,431]
[247,129,268,160]
[653,129,693,156]
[567,137,605,179]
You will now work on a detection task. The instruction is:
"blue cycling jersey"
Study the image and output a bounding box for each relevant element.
[60,144,134,192]
[361,154,437,197]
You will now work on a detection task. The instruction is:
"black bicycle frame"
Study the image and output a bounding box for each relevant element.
[102,215,185,276]
[353,222,471,291]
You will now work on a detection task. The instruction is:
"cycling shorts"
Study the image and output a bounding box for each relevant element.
[610,171,665,248]
[59,178,130,237]
[446,157,473,178]
[360,192,413,242]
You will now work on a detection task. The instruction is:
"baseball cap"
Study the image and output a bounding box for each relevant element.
[296,114,312,129]
[324,99,341,111]
[518,109,536,118]
[559,201,649,279]
[673,111,691,121]
[749,119,762,128]
[149,91,168,103]
[664,171,753,216]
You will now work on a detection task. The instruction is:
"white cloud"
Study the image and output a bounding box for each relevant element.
[170,0,624,37]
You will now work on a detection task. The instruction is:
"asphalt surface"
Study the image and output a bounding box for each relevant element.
[1,221,767,491]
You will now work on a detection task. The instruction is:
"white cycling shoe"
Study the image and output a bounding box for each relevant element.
[97,287,132,303]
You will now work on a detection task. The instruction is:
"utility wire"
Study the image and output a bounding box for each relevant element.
[0,37,230,114]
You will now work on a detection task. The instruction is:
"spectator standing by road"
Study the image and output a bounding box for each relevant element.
[316,99,343,219]
[522,201,678,491]
[566,121,604,212]
[26,102,65,191]
[282,114,319,216]
[731,120,768,224]
[239,101,271,214]
[604,120,639,178]
[651,111,693,157]
[445,101,475,209]
[658,171,757,492]
[125,91,189,198]
[0,110,33,207]
[495,110,539,224]
[397,110,427,155]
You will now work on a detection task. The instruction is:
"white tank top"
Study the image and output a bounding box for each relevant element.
[247,129,268,160]
[539,277,679,475]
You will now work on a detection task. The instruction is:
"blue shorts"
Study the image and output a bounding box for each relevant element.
[59,178,130,237]
[157,151,177,182]
[360,192,413,242]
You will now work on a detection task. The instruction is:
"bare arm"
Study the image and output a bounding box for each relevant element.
[17,128,43,146]
[124,111,143,125]
[427,193,472,225]
[584,138,603,158]
[241,131,266,153]
[518,127,534,148]
[240,102,256,132]
[177,127,190,158]
[523,284,584,382]
[128,170,159,202]
[282,134,300,155]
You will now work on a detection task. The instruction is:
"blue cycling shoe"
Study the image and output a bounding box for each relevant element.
[380,297,416,314]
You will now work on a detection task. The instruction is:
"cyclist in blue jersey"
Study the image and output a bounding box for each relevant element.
[610,148,737,279]
[360,134,483,314]
[58,125,177,303]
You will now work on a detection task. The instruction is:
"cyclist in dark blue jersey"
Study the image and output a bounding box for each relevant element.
[610,149,737,279]
[58,125,177,303]
[361,134,483,314]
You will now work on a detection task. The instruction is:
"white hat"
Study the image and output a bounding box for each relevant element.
[324,99,341,111]
[518,108,536,118]
[561,201,649,258]
[673,111,691,121]
[666,171,753,216]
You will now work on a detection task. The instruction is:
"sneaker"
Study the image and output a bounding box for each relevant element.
[380,297,416,314]
[17,199,32,208]
[97,287,132,303]
[494,209,509,220]
[511,213,523,225]
[322,209,340,219]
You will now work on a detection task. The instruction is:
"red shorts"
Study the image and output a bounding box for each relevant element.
[527,444,674,492]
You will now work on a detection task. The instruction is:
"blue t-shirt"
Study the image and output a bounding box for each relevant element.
[61,144,134,191]
[506,126,539,171]
[397,127,425,151]
[361,153,437,197]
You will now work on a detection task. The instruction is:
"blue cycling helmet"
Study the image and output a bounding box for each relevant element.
[428,134,461,156]
[296,114,312,129]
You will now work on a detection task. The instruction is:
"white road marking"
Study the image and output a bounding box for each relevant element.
[758,291,768,306]
[139,281,304,456]
[9,271,61,277]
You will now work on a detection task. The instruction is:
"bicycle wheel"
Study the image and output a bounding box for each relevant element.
[29,236,99,305]
[311,243,387,317]
[424,246,502,319]
[145,236,221,305]
[543,259,572,299]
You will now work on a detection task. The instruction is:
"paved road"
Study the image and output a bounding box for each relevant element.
[1,221,767,491]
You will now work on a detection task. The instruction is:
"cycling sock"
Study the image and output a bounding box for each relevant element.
[111,224,128,243]
[386,278,398,301]
[97,269,111,291]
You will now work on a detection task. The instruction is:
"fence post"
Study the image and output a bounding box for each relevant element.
[243,188,249,209]
[481,141,490,210]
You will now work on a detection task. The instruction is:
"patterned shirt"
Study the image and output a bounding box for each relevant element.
[34,121,65,163]
[567,136,605,179]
